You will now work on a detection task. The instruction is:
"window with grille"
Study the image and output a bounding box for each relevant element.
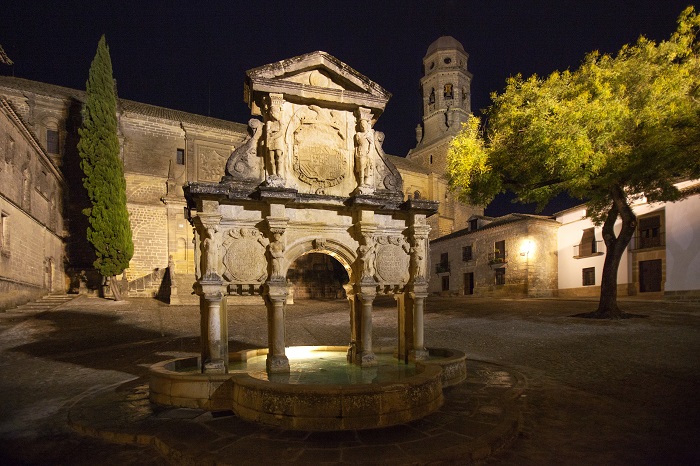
[582,267,595,286]
[462,245,473,261]
[46,129,59,154]
[494,268,505,286]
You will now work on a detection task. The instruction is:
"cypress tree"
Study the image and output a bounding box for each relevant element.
[77,35,133,300]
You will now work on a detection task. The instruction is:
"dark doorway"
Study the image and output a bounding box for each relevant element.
[287,253,348,299]
[441,275,450,292]
[639,259,662,292]
[463,272,474,295]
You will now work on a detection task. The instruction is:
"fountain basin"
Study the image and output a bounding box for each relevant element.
[149,346,466,431]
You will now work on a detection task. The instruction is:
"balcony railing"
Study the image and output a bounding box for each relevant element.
[487,251,508,266]
[435,262,451,274]
[573,240,604,258]
[630,232,665,251]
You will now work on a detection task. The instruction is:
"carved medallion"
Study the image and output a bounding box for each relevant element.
[222,228,269,283]
[290,106,348,189]
[374,236,410,284]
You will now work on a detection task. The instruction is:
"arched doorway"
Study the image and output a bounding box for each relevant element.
[287,252,348,300]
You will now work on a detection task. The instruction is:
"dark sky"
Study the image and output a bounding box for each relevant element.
[1,0,693,215]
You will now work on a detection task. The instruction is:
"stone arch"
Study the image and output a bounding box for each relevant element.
[283,237,357,284]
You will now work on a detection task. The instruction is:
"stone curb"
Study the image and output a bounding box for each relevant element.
[67,360,526,465]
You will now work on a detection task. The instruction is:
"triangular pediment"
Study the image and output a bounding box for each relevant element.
[245,51,391,116]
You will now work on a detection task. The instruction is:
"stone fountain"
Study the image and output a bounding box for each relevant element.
[149,51,466,431]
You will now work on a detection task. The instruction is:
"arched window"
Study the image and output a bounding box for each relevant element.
[444,83,453,100]
[45,120,59,155]
[428,88,435,104]
[414,190,421,200]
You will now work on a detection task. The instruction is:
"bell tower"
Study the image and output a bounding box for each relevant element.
[404,36,482,239]
[414,36,472,153]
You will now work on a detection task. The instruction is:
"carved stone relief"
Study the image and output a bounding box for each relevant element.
[374,235,410,284]
[198,146,229,182]
[224,118,263,182]
[290,105,348,192]
[221,228,269,283]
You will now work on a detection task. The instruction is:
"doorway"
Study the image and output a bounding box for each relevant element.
[639,259,662,292]
[463,272,474,295]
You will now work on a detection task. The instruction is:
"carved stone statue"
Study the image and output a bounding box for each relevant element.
[410,243,426,281]
[201,226,219,278]
[265,94,286,184]
[224,118,263,181]
[358,238,376,281]
[354,115,374,187]
[269,231,285,279]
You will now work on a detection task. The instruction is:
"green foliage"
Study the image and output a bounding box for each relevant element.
[448,7,700,222]
[77,35,133,278]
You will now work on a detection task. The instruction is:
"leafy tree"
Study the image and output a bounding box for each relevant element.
[447,8,700,318]
[77,35,133,300]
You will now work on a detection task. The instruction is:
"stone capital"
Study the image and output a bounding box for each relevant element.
[265,217,289,234]
[265,279,288,301]
[195,278,225,299]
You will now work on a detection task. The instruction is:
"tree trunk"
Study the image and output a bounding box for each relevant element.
[109,275,123,301]
[591,186,637,319]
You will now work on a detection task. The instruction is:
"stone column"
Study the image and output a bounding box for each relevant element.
[265,281,289,373]
[344,283,358,363]
[263,208,291,374]
[395,292,412,363]
[407,209,431,362]
[197,279,227,373]
[356,284,377,367]
[192,205,227,373]
[409,286,429,361]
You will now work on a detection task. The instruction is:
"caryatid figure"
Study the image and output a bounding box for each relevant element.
[354,109,375,187]
[269,231,285,279]
[265,94,286,180]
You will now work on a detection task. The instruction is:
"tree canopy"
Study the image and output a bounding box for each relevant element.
[447,7,700,317]
[77,35,133,298]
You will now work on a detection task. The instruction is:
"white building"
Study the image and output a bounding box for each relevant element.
[557,180,700,301]
[430,179,700,301]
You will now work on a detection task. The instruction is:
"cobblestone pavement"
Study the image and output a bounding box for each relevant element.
[0,295,698,464]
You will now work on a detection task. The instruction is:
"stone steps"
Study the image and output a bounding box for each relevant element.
[8,294,77,313]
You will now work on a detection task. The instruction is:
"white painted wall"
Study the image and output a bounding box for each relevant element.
[556,208,629,291]
[665,192,700,292]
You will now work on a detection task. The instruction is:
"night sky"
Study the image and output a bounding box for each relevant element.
[2,1,693,216]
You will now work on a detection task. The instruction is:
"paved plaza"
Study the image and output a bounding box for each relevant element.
[0,295,698,464]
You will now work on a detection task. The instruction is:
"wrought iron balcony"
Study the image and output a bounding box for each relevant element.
[435,262,451,274]
[630,232,665,251]
[487,251,508,266]
[573,240,604,258]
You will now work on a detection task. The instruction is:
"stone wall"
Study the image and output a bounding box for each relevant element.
[429,215,559,298]
[0,97,66,310]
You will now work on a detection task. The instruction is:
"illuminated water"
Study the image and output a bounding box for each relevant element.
[229,348,418,385]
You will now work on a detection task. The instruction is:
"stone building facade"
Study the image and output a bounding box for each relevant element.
[429,214,560,297]
[0,97,66,310]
